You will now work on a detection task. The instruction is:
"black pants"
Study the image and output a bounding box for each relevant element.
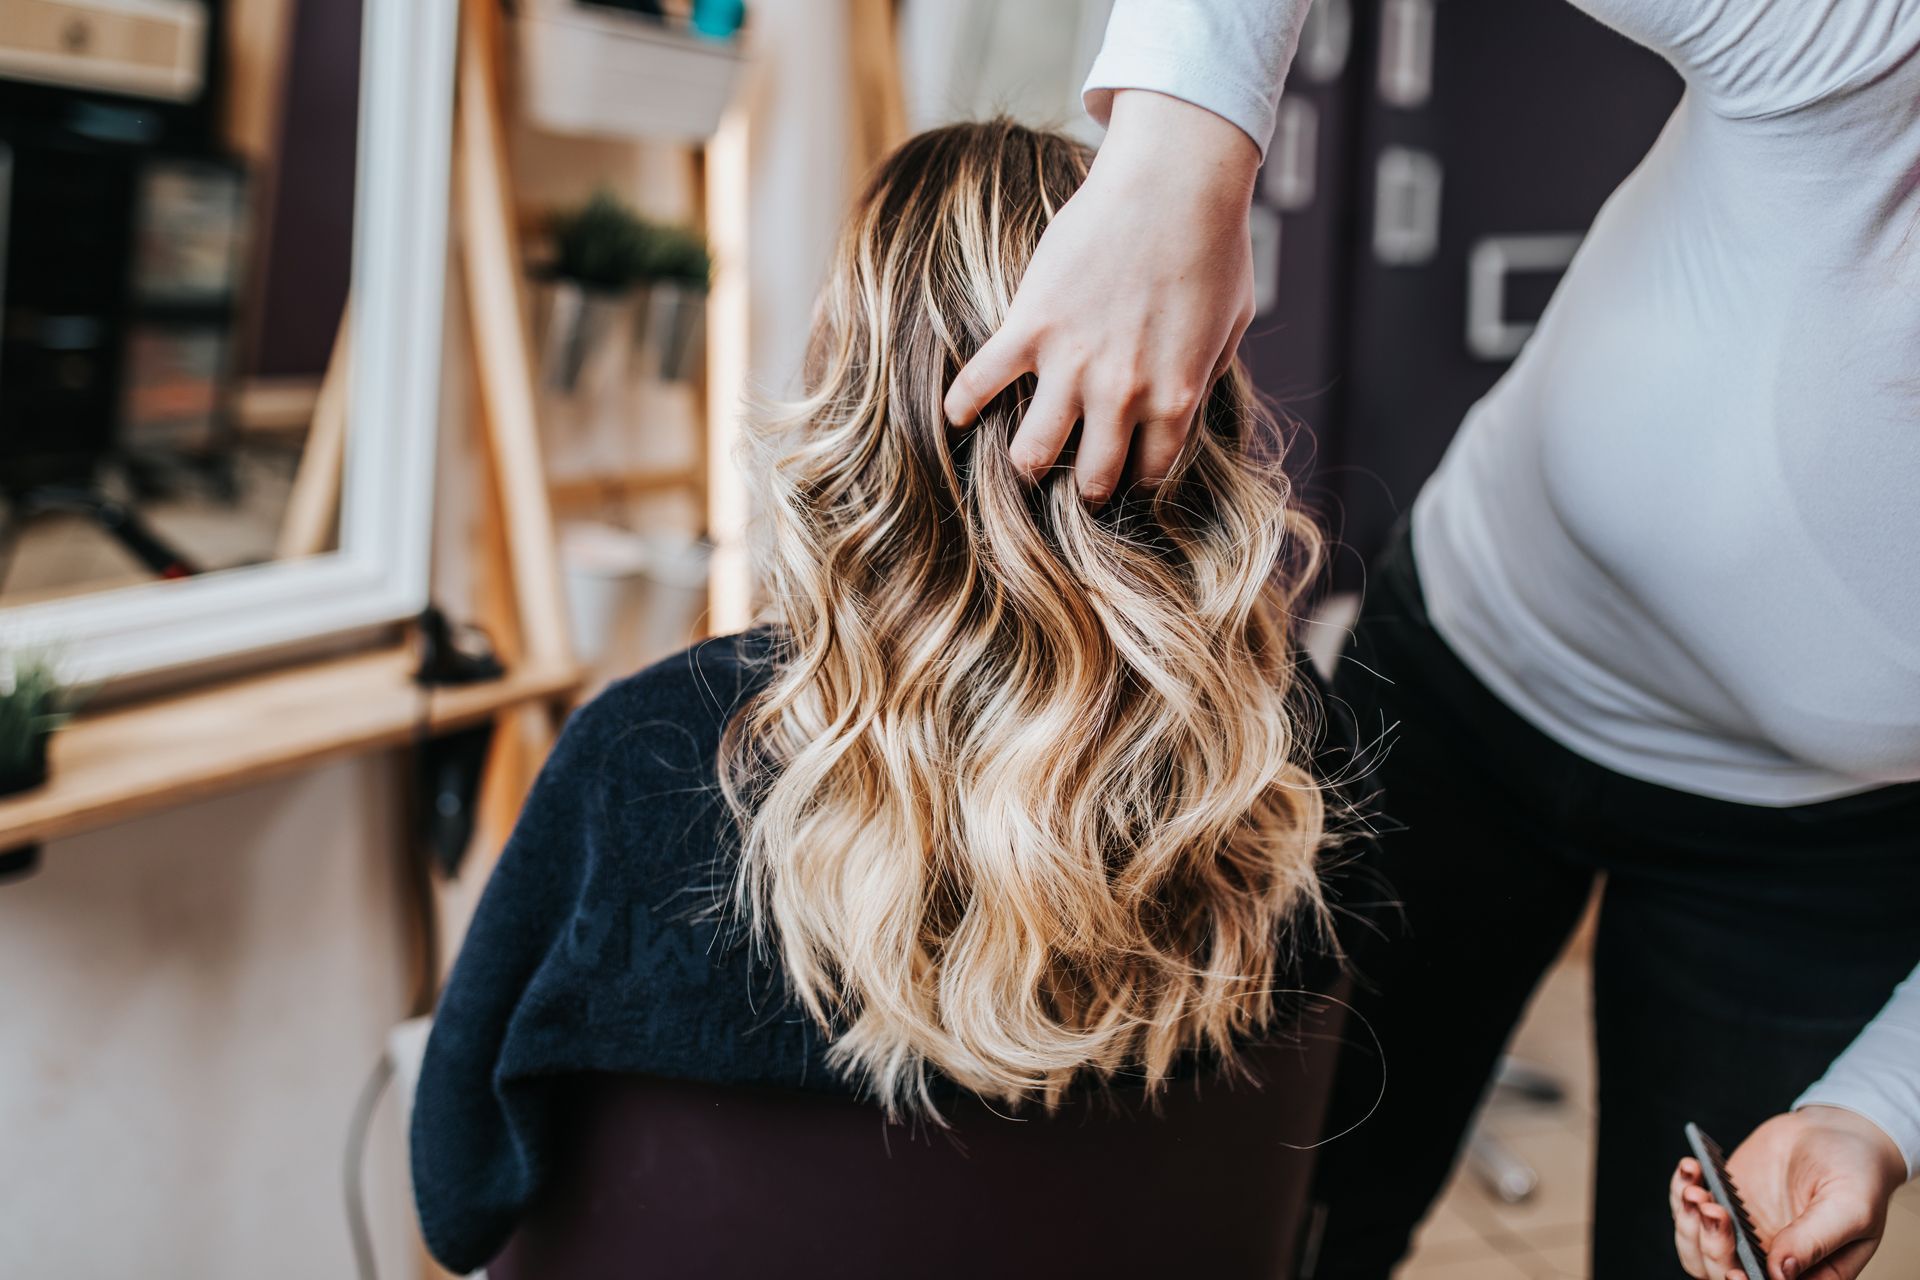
[1307,525,1920,1279]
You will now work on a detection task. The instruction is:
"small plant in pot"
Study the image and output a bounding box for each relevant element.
[541,190,658,392]
[0,651,76,881]
[633,219,712,384]
[540,191,713,391]
[0,650,76,799]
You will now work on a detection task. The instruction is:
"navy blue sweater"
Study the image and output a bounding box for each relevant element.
[411,632,845,1272]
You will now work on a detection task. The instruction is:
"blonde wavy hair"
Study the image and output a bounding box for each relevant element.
[720,119,1330,1118]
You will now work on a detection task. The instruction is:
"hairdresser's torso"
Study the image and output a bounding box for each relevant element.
[1415,0,1920,804]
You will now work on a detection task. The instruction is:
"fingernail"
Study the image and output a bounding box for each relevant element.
[1783,1258,1800,1280]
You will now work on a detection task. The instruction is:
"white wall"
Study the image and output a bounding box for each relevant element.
[0,759,416,1279]
[898,0,1111,142]
[737,0,855,403]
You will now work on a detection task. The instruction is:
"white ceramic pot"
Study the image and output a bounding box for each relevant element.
[560,524,713,669]
[634,532,712,664]
[560,522,652,666]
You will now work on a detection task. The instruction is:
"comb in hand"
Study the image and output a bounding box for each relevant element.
[1685,1122,1770,1280]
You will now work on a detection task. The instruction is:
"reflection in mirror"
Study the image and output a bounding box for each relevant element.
[0,0,362,607]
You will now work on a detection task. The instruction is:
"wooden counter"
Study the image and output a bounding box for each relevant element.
[0,647,580,849]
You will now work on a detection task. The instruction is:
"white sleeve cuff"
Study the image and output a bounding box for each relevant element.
[1796,1085,1920,1183]
[1083,44,1281,159]
[1081,0,1310,159]
[1794,967,1920,1182]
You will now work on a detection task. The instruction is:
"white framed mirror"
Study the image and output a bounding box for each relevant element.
[0,0,458,682]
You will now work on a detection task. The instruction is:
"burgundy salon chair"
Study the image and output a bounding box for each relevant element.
[489,986,1353,1280]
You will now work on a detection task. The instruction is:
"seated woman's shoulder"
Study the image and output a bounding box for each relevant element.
[503,631,779,943]
[558,629,775,778]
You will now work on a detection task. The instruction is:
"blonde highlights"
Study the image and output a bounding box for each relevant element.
[720,120,1329,1116]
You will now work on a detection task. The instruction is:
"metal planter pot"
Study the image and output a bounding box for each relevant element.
[539,279,636,395]
[634,280,706,384]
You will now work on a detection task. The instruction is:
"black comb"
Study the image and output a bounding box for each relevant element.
[1685,1122,1769,1280]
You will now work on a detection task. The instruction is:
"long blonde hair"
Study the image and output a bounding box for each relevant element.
[720,120,1329,1117]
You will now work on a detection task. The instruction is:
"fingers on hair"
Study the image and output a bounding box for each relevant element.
[1071,390,1136,502]
[945,326,1033,427]
[1001,375,1075,481]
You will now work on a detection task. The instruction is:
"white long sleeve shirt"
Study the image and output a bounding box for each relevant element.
[1084,0,1920,1177]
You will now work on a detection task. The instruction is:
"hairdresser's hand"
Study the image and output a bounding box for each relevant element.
[943,90,1260,502]
[1671,1107,1907,1280]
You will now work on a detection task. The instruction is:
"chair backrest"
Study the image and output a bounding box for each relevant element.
[489,986,1351,1280]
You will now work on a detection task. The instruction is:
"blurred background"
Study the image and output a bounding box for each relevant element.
[1,1,1913,1276]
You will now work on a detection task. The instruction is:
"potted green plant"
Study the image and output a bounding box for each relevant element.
[0,651,77,881]
[0,650,75,799]
[633,218,711,383]
[539,190,712,393]
[541,189,657,392]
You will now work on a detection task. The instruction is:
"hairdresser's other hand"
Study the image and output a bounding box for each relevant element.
[943,90,1260,503]
[1670,1107,1906,1280]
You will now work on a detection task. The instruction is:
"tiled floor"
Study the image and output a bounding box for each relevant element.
[1399,943,1920,1278]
